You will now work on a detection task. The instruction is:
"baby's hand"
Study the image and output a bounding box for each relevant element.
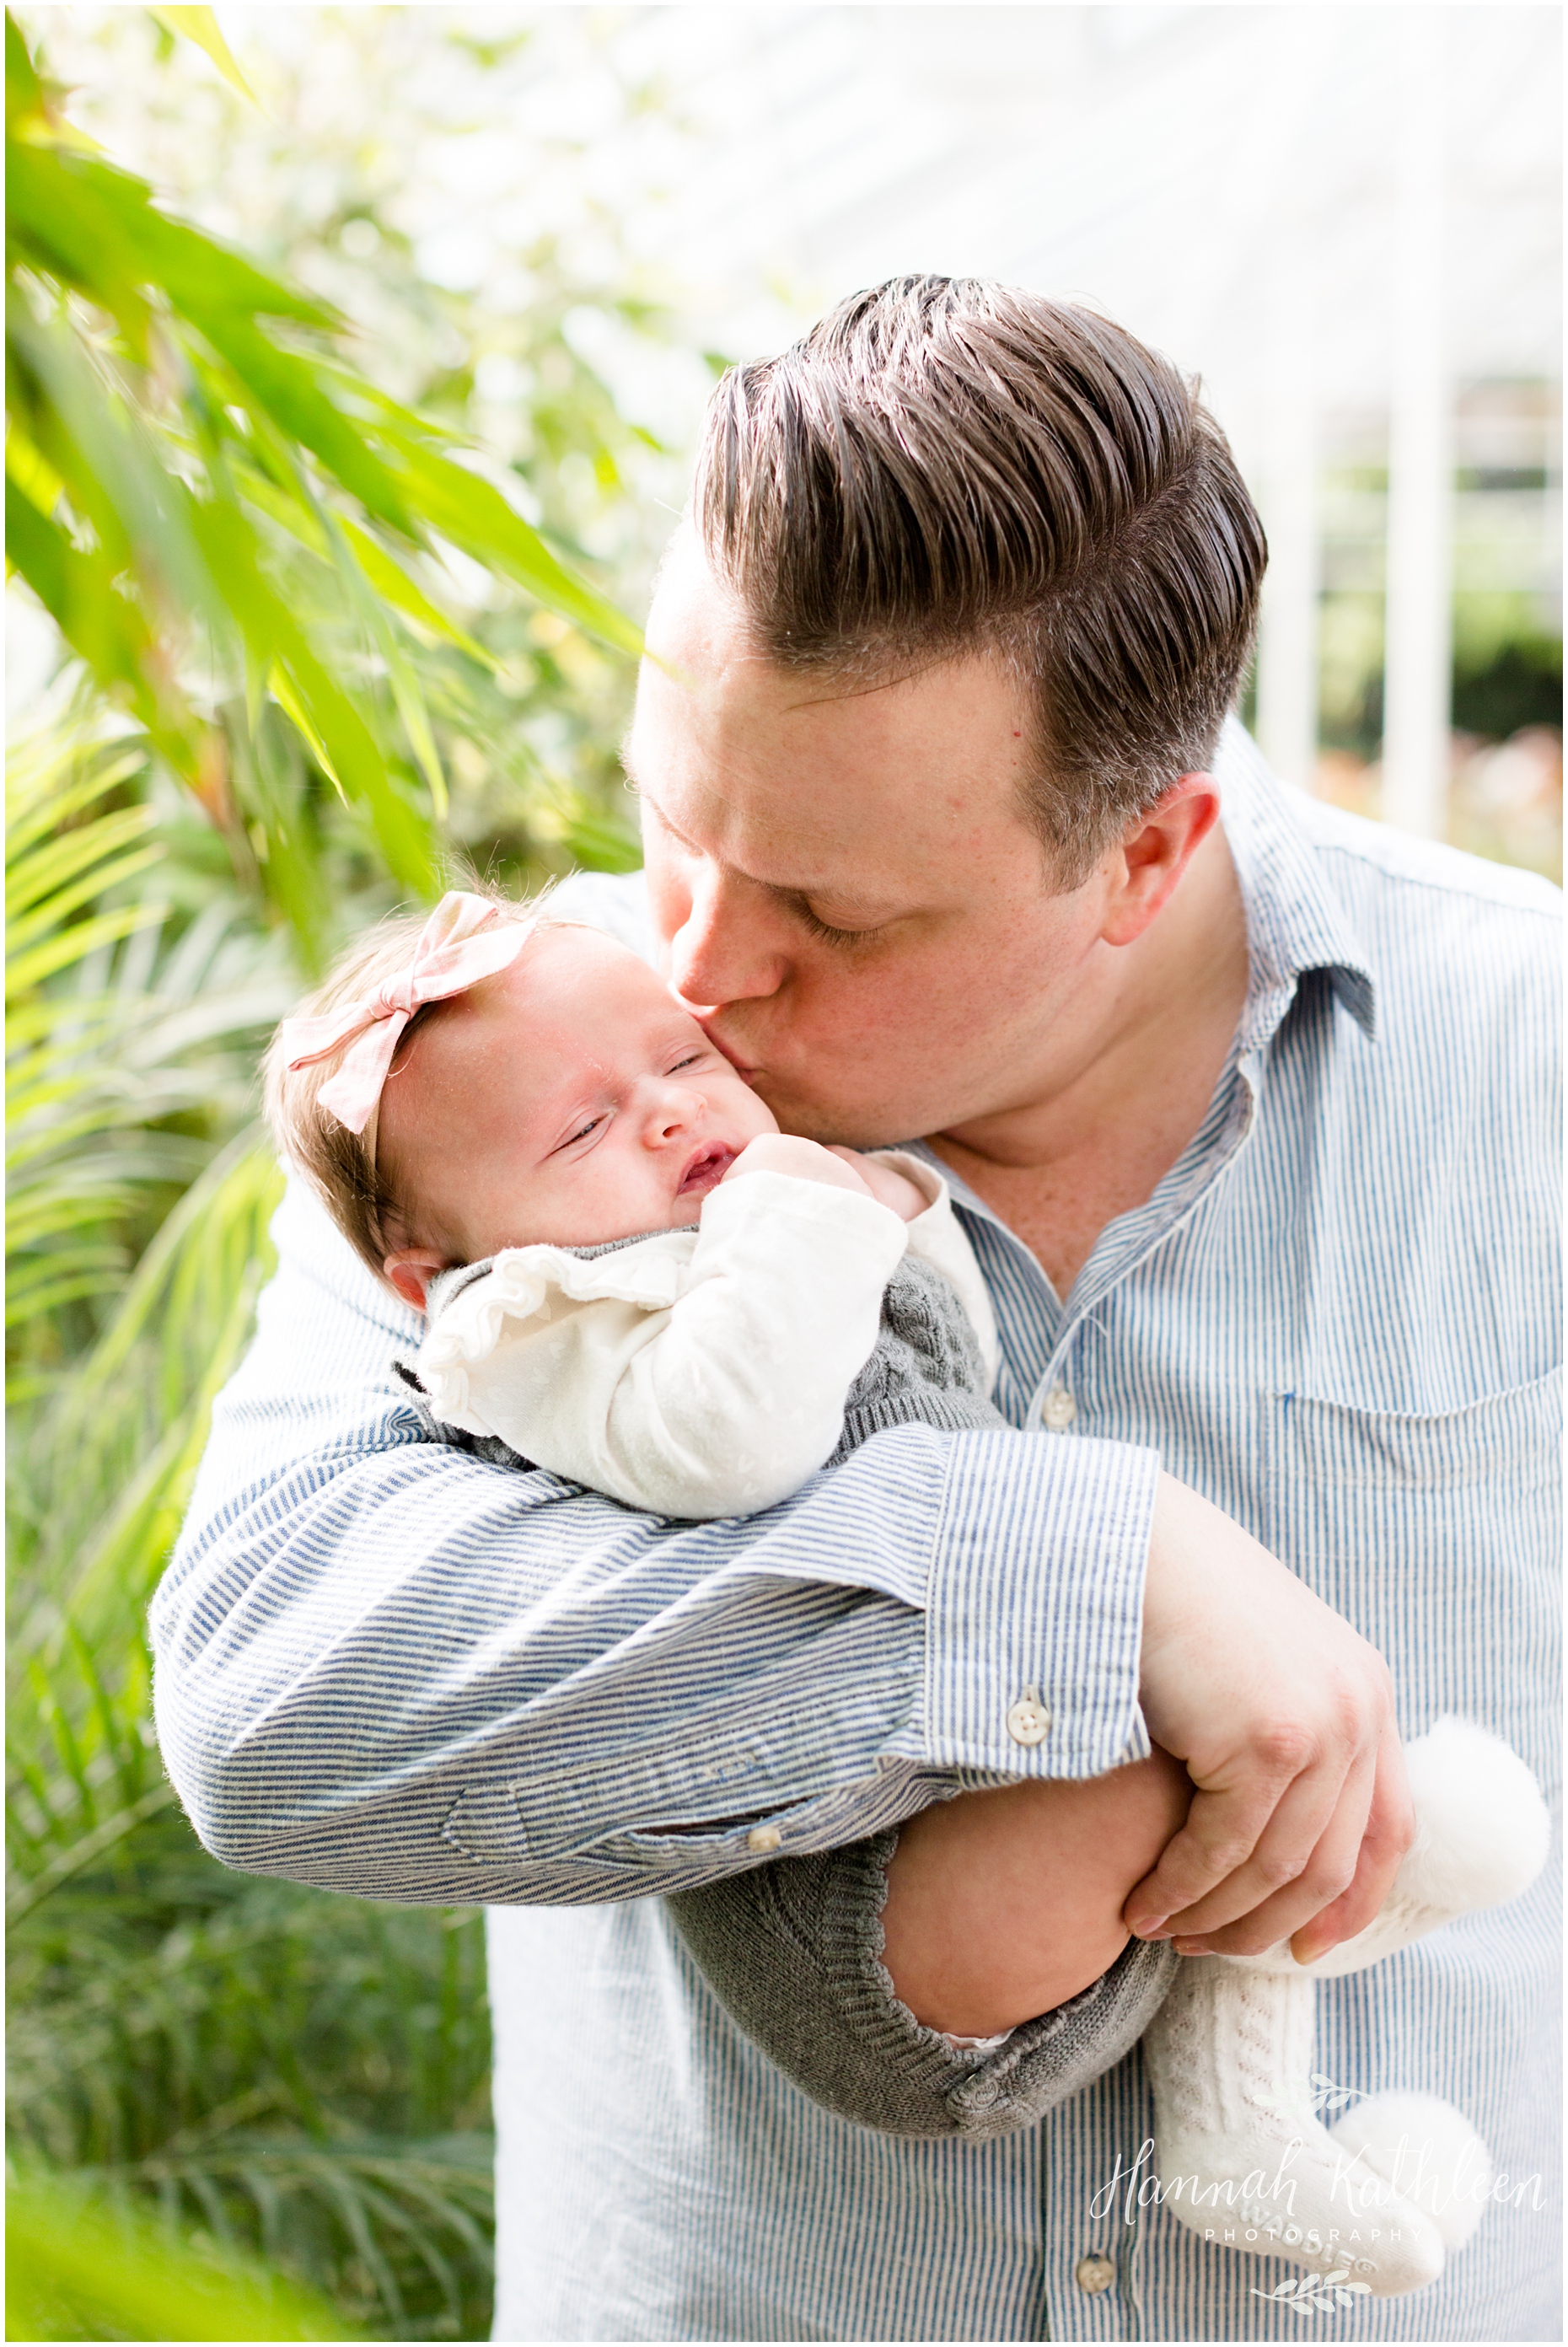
[721,1134,878,1199]
[824,1147,928,1222]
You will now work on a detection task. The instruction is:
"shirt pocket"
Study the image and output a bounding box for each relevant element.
[1264,1369,1560,1789]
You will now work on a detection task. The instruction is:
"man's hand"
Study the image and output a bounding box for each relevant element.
[1125,1474,1415,1964]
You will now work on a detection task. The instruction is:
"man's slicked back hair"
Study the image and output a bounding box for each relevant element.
[694,276,1267,883]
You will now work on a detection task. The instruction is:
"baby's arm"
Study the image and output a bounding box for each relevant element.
[597,1147,910,1512]
[419,1140,911,1517]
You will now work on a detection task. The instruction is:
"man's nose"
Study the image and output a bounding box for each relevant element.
[667,864,789,1011]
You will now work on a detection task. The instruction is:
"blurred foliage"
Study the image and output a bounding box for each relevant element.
[6,7,687,2337]
[8,2164,362,2340]
[6,5,645,972]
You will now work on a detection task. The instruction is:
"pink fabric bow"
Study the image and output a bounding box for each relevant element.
[281,891,532,1136]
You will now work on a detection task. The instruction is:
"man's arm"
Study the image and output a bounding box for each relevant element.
[156,1184,1409,1947]
[152,1183,1160,1906]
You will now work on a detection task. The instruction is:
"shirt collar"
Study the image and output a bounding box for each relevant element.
[1211,717,1378,1050]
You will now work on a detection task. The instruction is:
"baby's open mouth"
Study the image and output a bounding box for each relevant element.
[677,1143,733,1198]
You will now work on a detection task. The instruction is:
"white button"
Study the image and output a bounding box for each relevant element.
[1006,1691,1052,1745]
[1076,2253,1115,2294]
[1041,1385,1077,1431]
[747,1823,782,1854]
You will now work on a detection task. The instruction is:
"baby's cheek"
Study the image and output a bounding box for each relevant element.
[733,1082,780,1141]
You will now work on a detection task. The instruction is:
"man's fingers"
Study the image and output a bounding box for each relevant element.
[1167,1744,1377,1955]
[1122,1748,1320,1936]
[1288,1721,1415,1962]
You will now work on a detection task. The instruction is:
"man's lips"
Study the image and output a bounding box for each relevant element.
[676,1142,735,1197]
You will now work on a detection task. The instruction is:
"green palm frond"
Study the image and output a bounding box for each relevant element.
[5,721,293,1395]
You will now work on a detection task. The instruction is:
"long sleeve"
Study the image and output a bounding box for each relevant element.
[416,1170,910,1517]
[151,1181,1160,1909]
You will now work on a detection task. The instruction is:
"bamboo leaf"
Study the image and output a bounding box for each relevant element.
[381,432,642,656]
[337,518,498,668]
[148,8,258,106]
[8,1782,179,1926]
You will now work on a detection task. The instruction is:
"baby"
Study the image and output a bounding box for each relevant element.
[269,889,1548,2300]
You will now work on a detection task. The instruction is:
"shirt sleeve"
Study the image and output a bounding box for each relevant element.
[417,1171,910,1517]
[151,1181,1157,1909]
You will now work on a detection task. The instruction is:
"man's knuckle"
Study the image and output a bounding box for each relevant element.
[1323,1678,1371,1747]
[1361,1801,1416,1861]
[1254,1721,1316,1777]
[1204,1832,1257,1877]
[1304,1858,1357,1904]
[1253,1848,1305,1892]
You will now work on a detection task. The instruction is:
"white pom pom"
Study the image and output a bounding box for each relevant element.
[1399,1718,1551,1914]
[1331,2090,1493,2253]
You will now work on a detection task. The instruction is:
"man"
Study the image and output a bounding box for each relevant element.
[154,279,1559,2339]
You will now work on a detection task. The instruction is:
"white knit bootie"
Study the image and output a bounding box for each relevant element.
[1329,2090,1493,2257]
[1142,1718,1548,2297]
[1141,1960,1449,2296]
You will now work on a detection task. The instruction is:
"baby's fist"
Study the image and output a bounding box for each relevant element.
[722,1134,874,1196]
[825,1148,929,1222]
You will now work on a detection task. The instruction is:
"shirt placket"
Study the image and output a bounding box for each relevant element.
[944,1041,1275,1445]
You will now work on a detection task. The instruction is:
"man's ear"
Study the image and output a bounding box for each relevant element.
[1099,774,1222,948]
[383,1248,449,1311]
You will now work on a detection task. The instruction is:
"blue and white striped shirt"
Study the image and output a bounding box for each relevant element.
[153,724,1560,2341]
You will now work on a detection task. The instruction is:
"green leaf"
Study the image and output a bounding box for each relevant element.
[381,431,643,657]
[189,497,438,893]
[147,8,258,106]
[6,2167,362,2340]
[337,518,498,668]
[6,9,44,132]
[8,901,170,996]
[194,311,416,538]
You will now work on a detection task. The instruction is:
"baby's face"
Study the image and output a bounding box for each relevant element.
[375,924,778,1277]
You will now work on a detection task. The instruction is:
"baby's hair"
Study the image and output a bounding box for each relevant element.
[264,883,552,1284]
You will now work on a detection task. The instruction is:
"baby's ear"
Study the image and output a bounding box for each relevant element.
[383,1248,448,1311]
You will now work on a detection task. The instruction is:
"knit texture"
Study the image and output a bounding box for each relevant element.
[666,1829,1179,2139]
[1141,1959,1448,2296]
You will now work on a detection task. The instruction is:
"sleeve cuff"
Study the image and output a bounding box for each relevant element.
[921,1428,1160,1778]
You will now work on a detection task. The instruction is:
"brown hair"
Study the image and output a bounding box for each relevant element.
[694,276,1266,883]
[263,892,546,1282]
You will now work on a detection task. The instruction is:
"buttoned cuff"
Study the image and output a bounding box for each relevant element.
[921,1429,1160,1778]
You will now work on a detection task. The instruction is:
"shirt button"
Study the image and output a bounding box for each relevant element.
[1076,2253,1116,2294]
[1006,1691,1052,1746]
[1041,1386,1077,1431]
[747,1823,782,1854]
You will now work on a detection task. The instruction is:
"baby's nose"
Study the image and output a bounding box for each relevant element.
[648,1082,702,1138]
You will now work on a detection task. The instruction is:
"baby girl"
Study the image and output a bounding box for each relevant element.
[268,889,1547,2301]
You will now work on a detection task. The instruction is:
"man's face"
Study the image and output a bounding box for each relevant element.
[626,540,1119,1147]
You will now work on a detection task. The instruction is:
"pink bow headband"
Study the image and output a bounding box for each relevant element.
[280,891,533,1140]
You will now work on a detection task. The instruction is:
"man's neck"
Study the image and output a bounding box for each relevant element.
[931,826,1251,1297]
